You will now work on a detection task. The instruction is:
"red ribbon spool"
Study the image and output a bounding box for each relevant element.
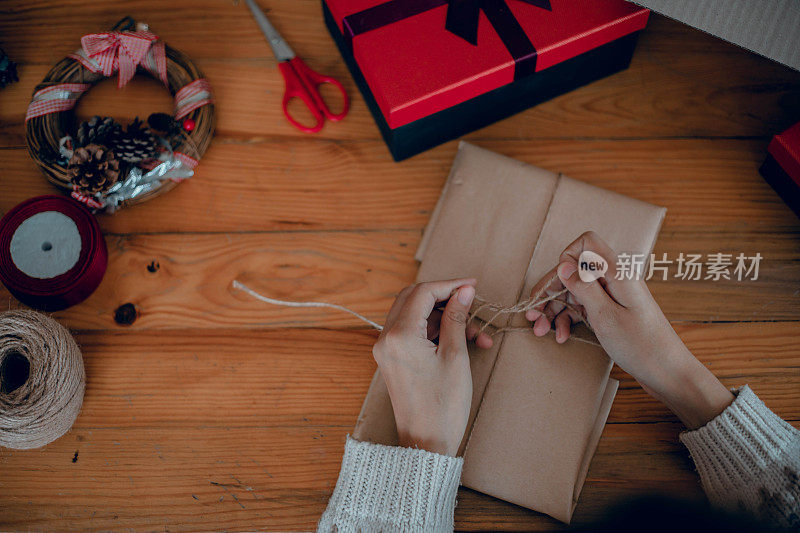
[0,196,107,311]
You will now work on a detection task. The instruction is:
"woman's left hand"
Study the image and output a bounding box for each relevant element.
[372,279,491,456]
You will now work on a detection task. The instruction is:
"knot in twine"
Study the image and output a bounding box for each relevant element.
[232,273,598,346]
[467,274,595,343]
[0,310,85,450]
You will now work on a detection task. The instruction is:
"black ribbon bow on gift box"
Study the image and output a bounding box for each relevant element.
[446,0,550,45]
[343,0,553,79]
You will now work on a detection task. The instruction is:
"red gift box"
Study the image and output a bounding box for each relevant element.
[325,0,649,159]
[762,121,800,217]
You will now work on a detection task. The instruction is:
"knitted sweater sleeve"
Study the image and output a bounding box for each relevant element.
[680,385,800,529]
[317,436,463,532]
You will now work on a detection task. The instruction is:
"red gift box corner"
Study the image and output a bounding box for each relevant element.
[325,0,649,129]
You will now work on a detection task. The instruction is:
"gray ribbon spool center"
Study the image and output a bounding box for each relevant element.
[9,211,81,279]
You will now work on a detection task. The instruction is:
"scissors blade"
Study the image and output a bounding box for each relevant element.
[245,0,295,62]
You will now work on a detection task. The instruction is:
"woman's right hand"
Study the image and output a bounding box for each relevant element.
[525,231,733,430]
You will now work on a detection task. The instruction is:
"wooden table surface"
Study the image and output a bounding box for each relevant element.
[1,1,799,531]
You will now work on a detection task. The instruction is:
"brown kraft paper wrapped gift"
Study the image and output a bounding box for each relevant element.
[353,142,666,523]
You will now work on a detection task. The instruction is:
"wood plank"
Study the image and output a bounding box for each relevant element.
[69,328,380,430]
[3,420,781,532]
[2,51,798,146]
[2,320,795,530]
[611,321,800,422]
[2,2,797,73]
[3,138,799,235]
[1,13,799,146]
[0,2,734,63]
[1,229,797,328]
[0,324,792,432]
[648,229,800,322]
[0,230,420,331]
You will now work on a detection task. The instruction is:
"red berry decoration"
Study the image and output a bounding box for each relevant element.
[182,118,196,132]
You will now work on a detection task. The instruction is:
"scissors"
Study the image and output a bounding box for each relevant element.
[245,0,349,133]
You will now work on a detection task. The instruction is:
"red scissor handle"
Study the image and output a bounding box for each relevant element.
[279,57,349,134]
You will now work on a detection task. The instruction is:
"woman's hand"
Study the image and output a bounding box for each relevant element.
[524,231,733,429]
[372,279,490,456]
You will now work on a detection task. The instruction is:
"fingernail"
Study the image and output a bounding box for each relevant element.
[457,285,475,306]
[558,262,577,281]
[526,309,540,321]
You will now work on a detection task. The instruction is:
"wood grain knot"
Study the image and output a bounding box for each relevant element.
[114,303,138,326]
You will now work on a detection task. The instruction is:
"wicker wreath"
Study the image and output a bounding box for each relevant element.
[24,17,215,212]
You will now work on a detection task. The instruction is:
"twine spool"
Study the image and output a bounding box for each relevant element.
[0,310,85,449]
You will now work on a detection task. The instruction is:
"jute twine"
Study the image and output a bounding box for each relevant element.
[0,310,85,449]
[232,273,600,347]
[467,273,594,340]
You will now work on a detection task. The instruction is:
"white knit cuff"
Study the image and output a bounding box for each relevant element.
[318,436,463,533]
[680,385,800,526]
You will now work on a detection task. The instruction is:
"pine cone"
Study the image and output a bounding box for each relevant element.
[0,48,17,89]
[67,144,121,194]
[76,116,122,147]
[110,118,159,163]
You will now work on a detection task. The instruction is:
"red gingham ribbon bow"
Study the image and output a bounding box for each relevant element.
[80,31,165,88]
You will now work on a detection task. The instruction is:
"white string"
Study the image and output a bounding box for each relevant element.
[232,280,599,346]
[232,280,384,331]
